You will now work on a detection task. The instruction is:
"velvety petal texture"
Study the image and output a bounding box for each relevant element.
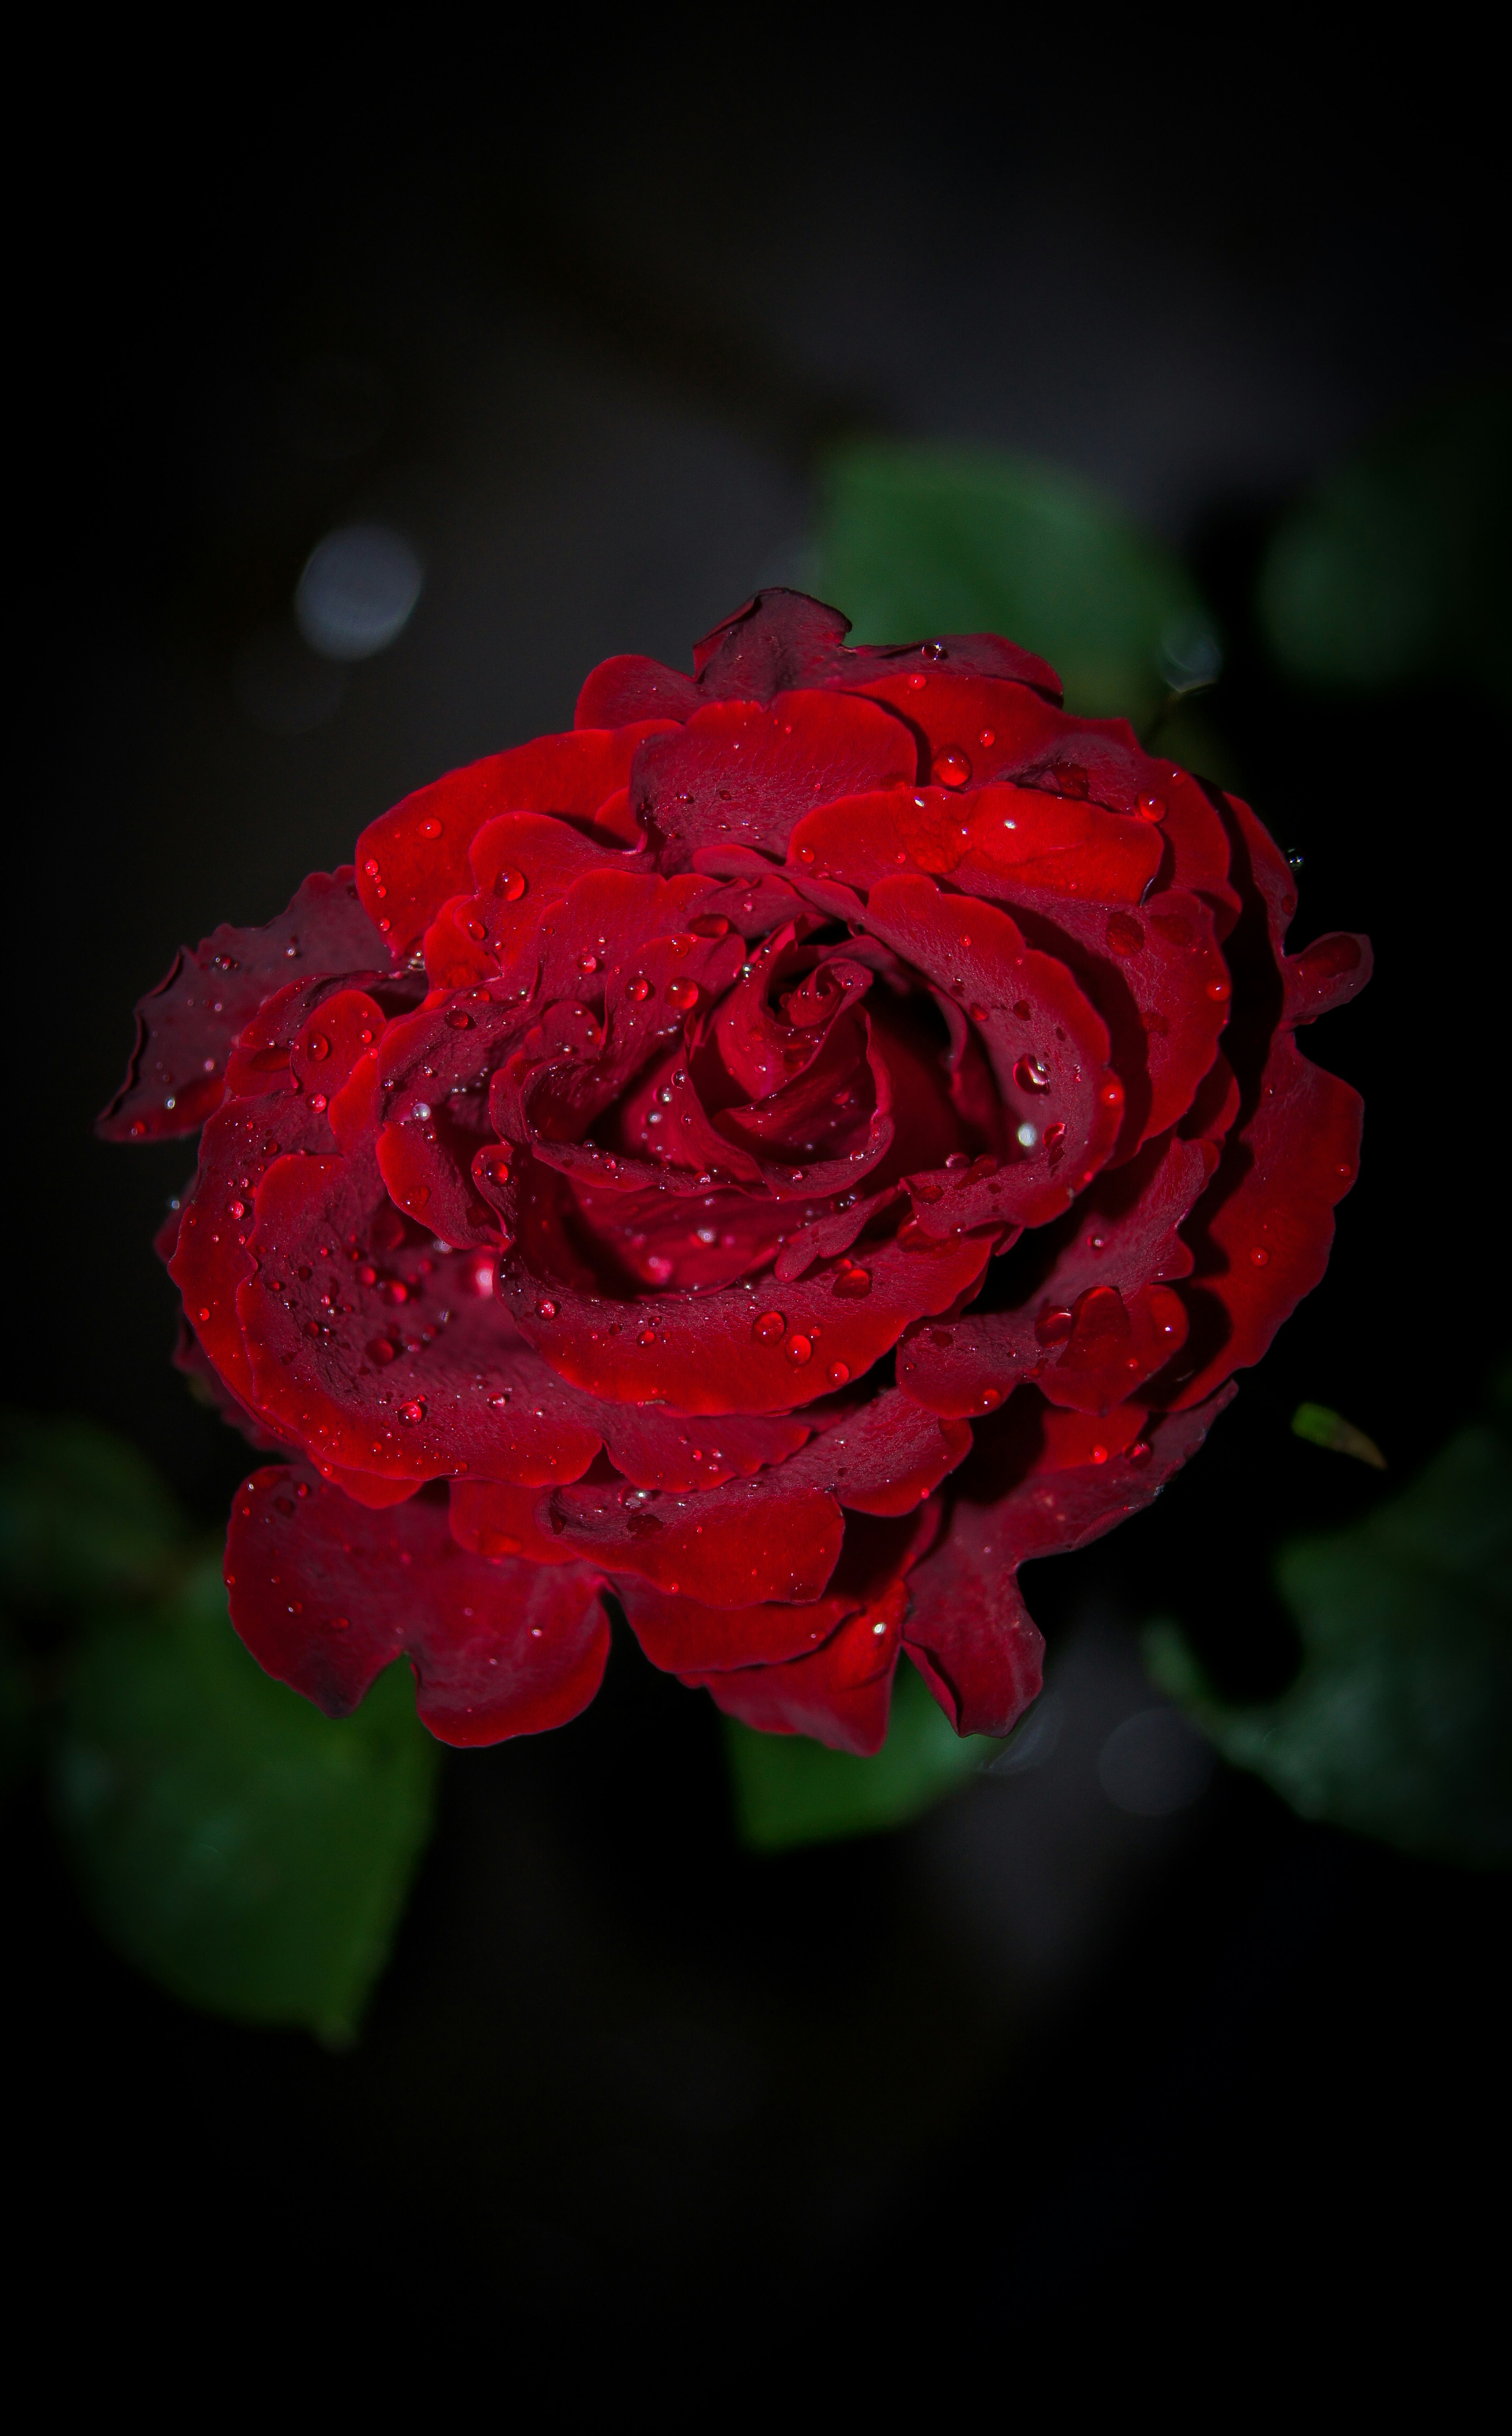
[104,591,1368,1753]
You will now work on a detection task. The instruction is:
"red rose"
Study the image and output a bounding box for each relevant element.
[101,591,1369,1754]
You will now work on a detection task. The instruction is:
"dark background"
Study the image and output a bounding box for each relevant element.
[11,34,1507,2387]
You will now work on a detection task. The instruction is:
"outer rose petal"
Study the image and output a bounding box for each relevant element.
[170,1092,340,1410]
[1158,1031,1363,1411]
[683,1585,907,1757]
[354,725,676,953]
[898,1134,1208,1418]
[225,1466,610,1746]
[632,689,916,873]
[903,1388,1234,1736]
[99,870,387,1141]
[576,591,1060,727]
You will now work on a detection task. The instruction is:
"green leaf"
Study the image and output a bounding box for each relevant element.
[51,1558,440,2041]
[1257,382,1512,706]
[1291,1402,1387,1469]
[725,1661,998,1852]
[0,1410,186,1610]
[814,438,1219,730]
[1145,1389,1512,1868]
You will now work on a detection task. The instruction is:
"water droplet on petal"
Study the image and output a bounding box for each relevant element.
[828,1361,850,1385]
[328,1616,350,1631]
[1090,1443,1109,1464]
[932,746,972,788]
[400,1398,426,1423]
[1035,1306,1074,1345]
[578,951,599,974]
[537,1298,558,1319]
[833,1264,871,1298]
[1128,1440,1153,1465]
[665,977,699,1011]
[419,817,443,839]
[496,866,527,903]
[307,1033,330,1061]
[784,1333,813,1366]
[1014,1056,1052,1093]
[627,976,652,1003]
[979,1387,1003,1410]
[446,1010,472,1029]
[1206,976,1231,1002]
[464,916,487,942]
[1249,1246,1270,1266]
[753,1310,786,1343]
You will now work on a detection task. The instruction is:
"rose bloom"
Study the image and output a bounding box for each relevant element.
[102,592,1369,1754]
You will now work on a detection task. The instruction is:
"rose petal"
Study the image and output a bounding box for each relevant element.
[898,1134,1209,1418]
[225,1466,609,1746]
[355,725,675,953]
[903,1388,1234,1734]
[633,688,916,872]
[860,875,1121,1226]
[684,1587,907,1756]
[98,869,388,1142]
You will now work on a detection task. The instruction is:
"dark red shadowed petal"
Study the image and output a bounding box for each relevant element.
[1284,931,1374,1025]
[449,1478,589,1564]
[1158,1030,1363,1410]
[994,887,1229,1158]
[99,870,387,1142]
[684,1587,907,1756]
[679,591,1061,707]
[169,1093,341,1410]
[1147,791,1368,1412]
[499,1196,994,1415]
[236,1150,606,1488]
[617,1502,939,1674]
[225,1466,610,1746]
[575,656,703,728]
[903,1387,1234,1736]
[542,1388,968,1603]
[633,689,917,874]
[354,725,676,954]
[860,874,1121,1227]
[899,1133,1209,1419]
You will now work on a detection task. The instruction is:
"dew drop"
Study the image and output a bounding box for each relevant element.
[784,1333,813,1367]
[665,977,699,1011]
[932,746,972,788]
[1249,1246,1270,1266]
[537,1298,558,1319]
[419,817,443,839]
[1100,1080,1124,1107]
[496,866,528,903]
[464,916,487,942]
[627,976,652,1003]
[1128,1439,1153,1465]
[307,1033,331,1062]
[753,1310,786,1343]
[446,1010,472,1029]
[969,1003,989,1023]
[1090,1443,1109,1464]
[1035,1306,1074,1346]
[578,951,599,975]
[979,1387,1003,1410]
[1014,1055,1052,1093]
[308,1092,328,1112]
[978,728,996,748]
[1206,976,1232,1002]
[328,1616,350,1631]
[827,1361,850,1386]
[400,1399,426,1423]
[832,1264,871,1298]
[1043,1121,1066,1151]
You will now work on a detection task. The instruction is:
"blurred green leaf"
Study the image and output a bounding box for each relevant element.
[1257,382,1512,706]
[52,1558,440,2041]
[0,1411,185,1610]
[815,438,1219,730]
[725,1662,997,1852]
[1146,1377,1512,1868]
[1291,1402,1387,1469]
